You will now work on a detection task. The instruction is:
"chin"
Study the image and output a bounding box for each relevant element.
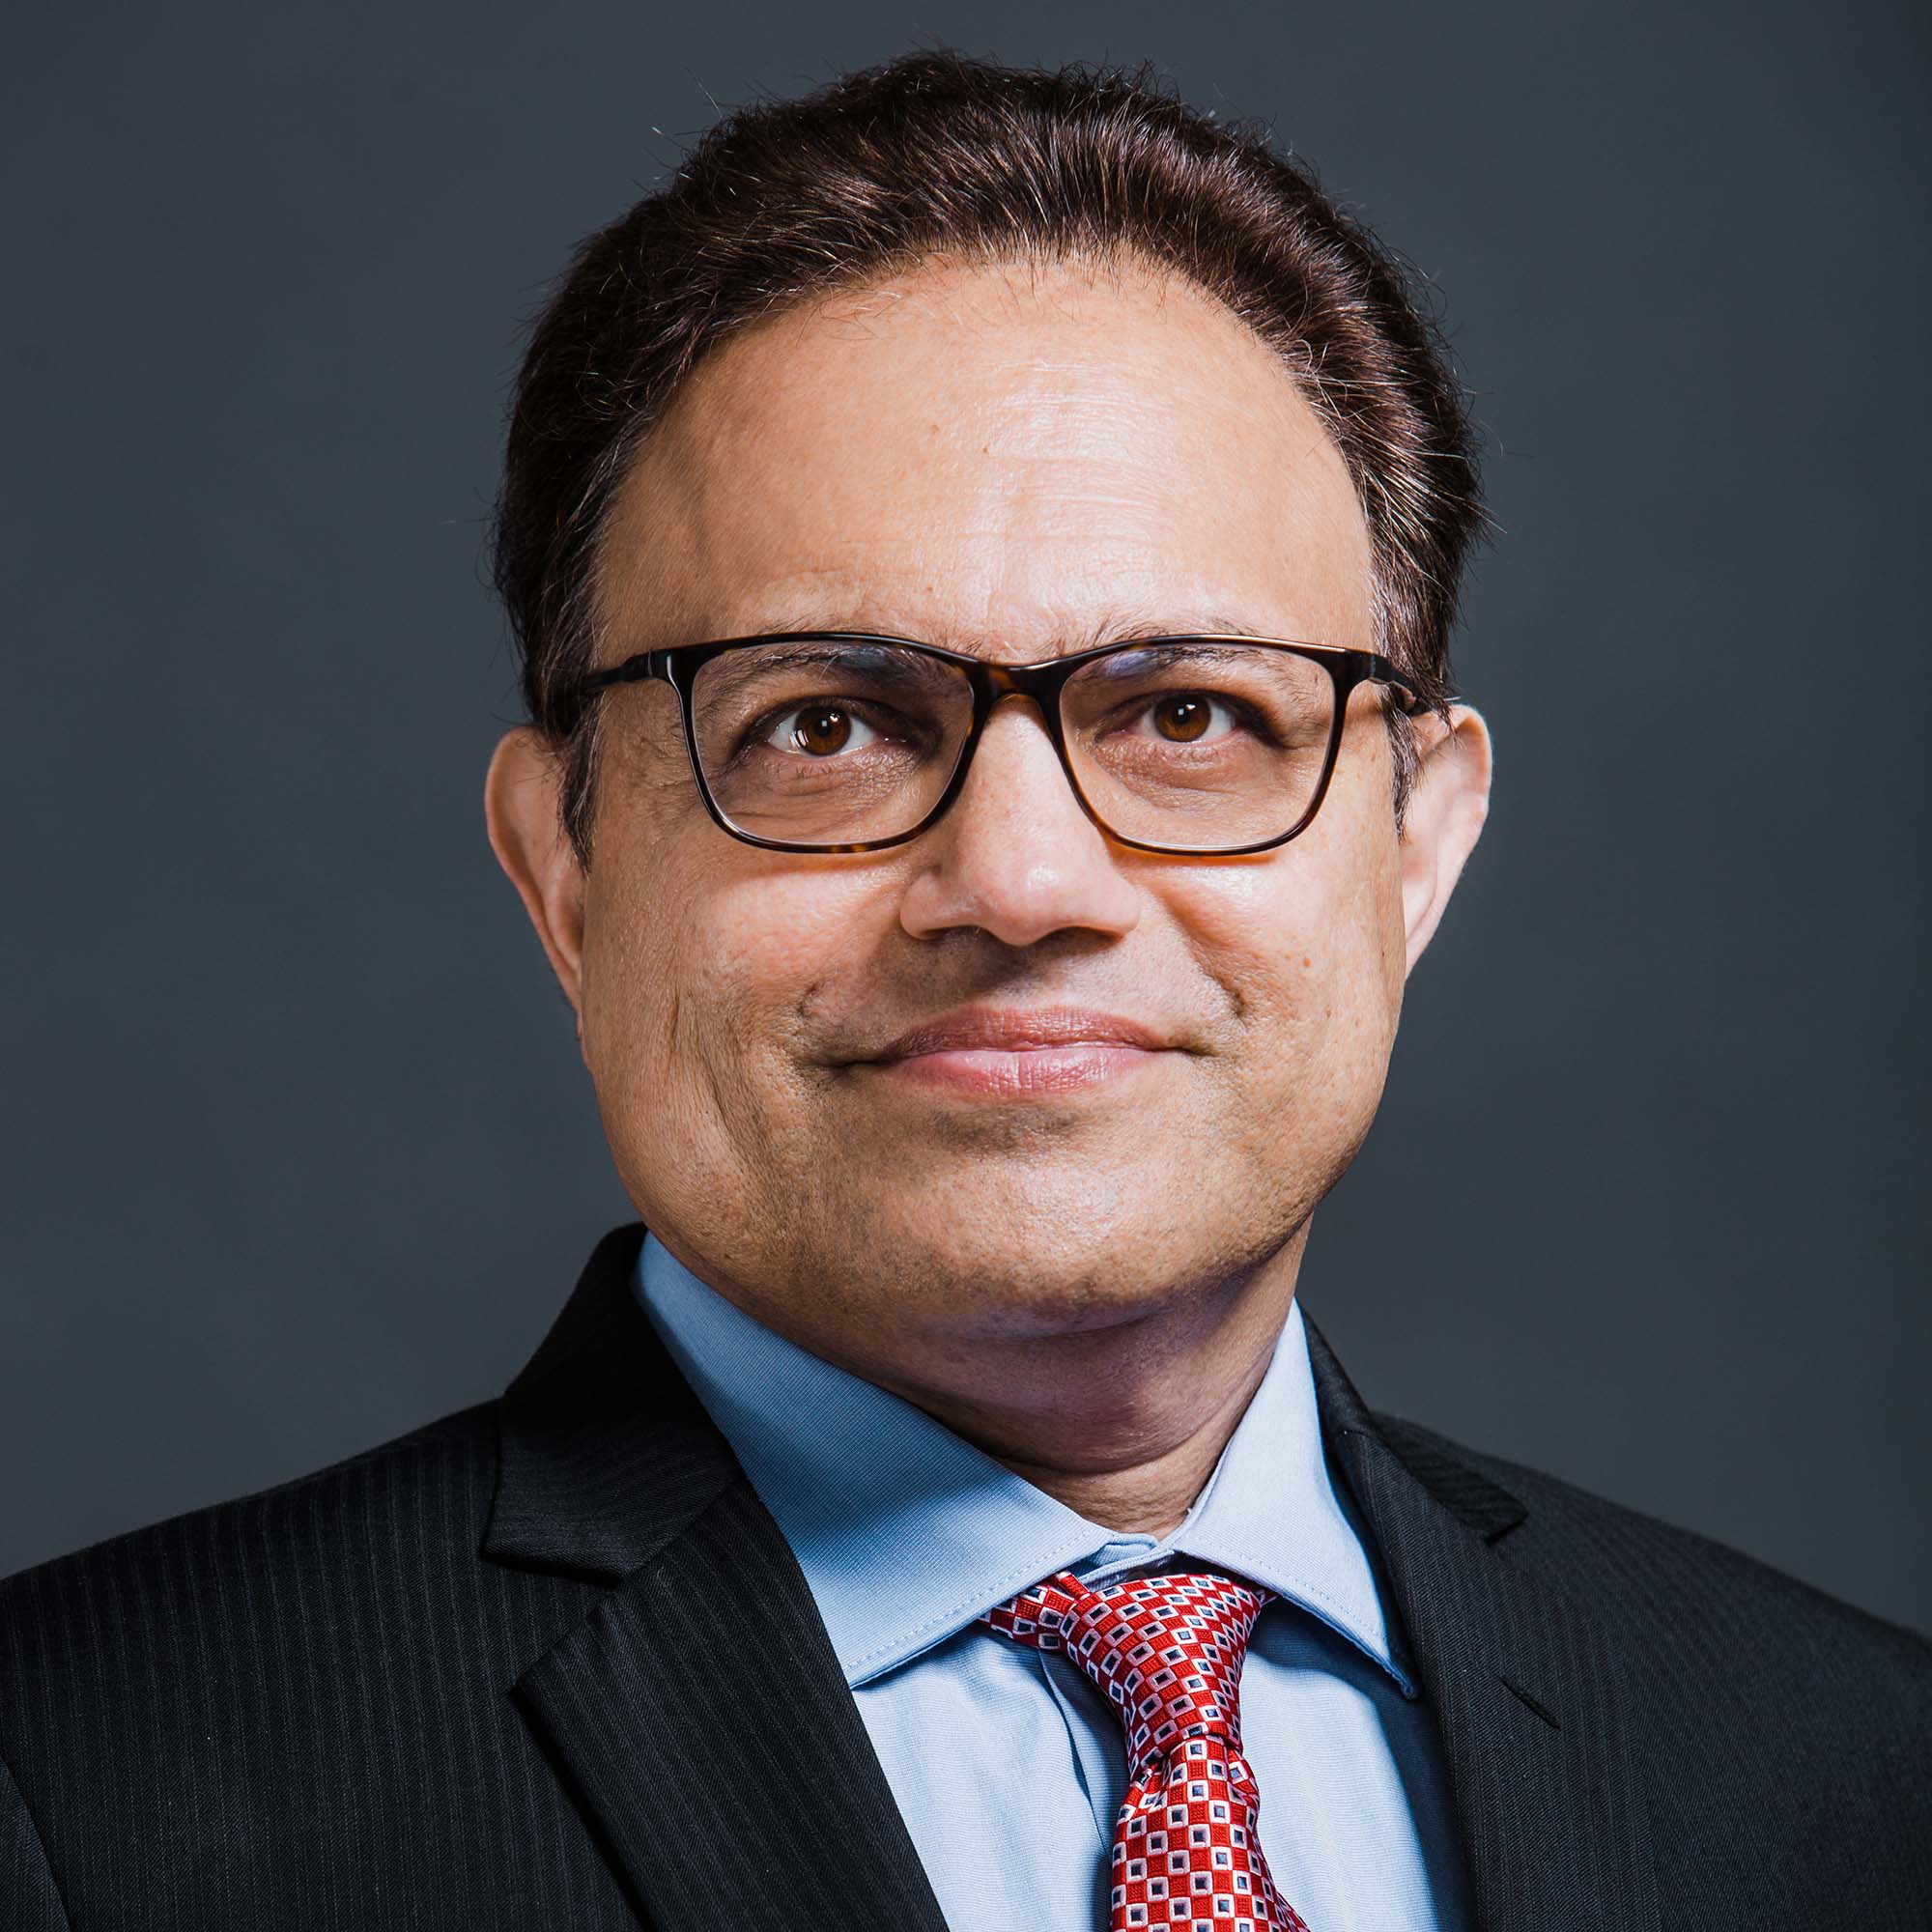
[829,1173,1271,1318]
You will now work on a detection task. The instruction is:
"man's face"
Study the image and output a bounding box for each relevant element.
[490,255,1488,1386]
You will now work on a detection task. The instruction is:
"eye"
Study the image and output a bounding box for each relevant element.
[758,703,885,756]
[1130,693,1242,744]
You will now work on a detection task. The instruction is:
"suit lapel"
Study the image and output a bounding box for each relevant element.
[482,1225,949,1932]
[1304,1314,1662,1932]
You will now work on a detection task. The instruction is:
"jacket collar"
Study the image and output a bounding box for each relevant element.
[485,1224,1658,1932]
[482,1223,734,1582]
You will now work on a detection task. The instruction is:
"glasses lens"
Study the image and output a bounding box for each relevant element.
[1061,643,1337,850]
[688,640,974,845]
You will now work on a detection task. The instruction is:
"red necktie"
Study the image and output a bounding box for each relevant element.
[982,1567,1310,1931]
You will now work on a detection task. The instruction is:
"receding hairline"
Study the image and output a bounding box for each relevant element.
[583,242,1382,668]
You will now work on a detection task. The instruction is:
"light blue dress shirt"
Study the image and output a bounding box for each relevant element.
[636,1234,1472,1932]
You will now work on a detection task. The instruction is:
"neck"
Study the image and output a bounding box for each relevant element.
[864,1235,1304,1537]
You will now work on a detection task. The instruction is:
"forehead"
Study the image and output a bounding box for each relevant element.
[594,255,1376,660]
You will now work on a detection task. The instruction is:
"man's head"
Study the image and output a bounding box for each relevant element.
[486,52,1492,1413]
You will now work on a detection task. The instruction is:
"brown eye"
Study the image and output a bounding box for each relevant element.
[788,706,855,755]
[1153,696,1213,742]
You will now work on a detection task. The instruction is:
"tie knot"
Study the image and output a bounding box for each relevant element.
[983,1567,1272,1776]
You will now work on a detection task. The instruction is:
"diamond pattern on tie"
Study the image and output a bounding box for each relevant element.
[983,1568,1310,1931]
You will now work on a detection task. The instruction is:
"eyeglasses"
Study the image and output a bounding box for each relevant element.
[571,630,1422,856]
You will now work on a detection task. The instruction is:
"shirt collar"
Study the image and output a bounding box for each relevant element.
[635,1232,1414,1696]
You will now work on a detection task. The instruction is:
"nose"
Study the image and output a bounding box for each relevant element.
[896,696,1142,949]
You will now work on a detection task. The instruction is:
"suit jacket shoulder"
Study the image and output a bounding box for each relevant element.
[1370,1408,1932,1895]
[0,1400,637,1929]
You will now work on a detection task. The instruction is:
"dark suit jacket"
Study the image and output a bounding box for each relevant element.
[3,1224,1927,1928]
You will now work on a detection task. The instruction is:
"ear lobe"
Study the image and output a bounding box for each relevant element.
[484,727,588,1023]
[1399,702,1493,977]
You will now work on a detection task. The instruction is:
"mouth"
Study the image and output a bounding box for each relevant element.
[850,1007,1178,1098]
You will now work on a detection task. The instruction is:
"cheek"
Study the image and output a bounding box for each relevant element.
[583,828,882,1078]
[1167,818,1403,1097]
[690,881,853,1037]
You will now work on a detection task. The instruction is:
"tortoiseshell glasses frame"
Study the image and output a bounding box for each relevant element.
[569,630,1425,857]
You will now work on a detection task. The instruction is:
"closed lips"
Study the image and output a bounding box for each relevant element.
[868,1009,1170,1060]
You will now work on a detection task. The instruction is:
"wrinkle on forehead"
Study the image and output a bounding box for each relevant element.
[592,253,1375,665]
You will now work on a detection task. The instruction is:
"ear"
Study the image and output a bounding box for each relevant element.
[485,727,588,1041]
[1398,702,1493,977]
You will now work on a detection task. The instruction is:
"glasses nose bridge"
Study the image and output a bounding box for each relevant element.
[971,654,1077,725]
[947,656,1087,823]
[964,655,1079,760]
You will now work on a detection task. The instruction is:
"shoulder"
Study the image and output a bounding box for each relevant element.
[2,1400,497,1613]
[1375,1409,1932,1791]
[0,1403,506,1746]
[0,1400,634,1918]
[1388,1411,1926,1648]
[0,1399,622,1888]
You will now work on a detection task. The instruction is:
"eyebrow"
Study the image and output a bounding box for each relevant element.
[1070,608,1281,649]
[702,604,1285,652]
[694,637,962,700]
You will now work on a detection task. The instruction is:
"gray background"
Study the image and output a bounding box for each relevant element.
[4,1,1927,1632]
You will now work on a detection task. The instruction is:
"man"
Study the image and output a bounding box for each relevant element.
[2,47,1925,1932]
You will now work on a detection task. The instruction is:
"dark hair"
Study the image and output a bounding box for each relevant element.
[490,48,1488,859]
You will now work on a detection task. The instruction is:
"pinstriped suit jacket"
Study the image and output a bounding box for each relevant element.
[3,1223,1928,1928]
